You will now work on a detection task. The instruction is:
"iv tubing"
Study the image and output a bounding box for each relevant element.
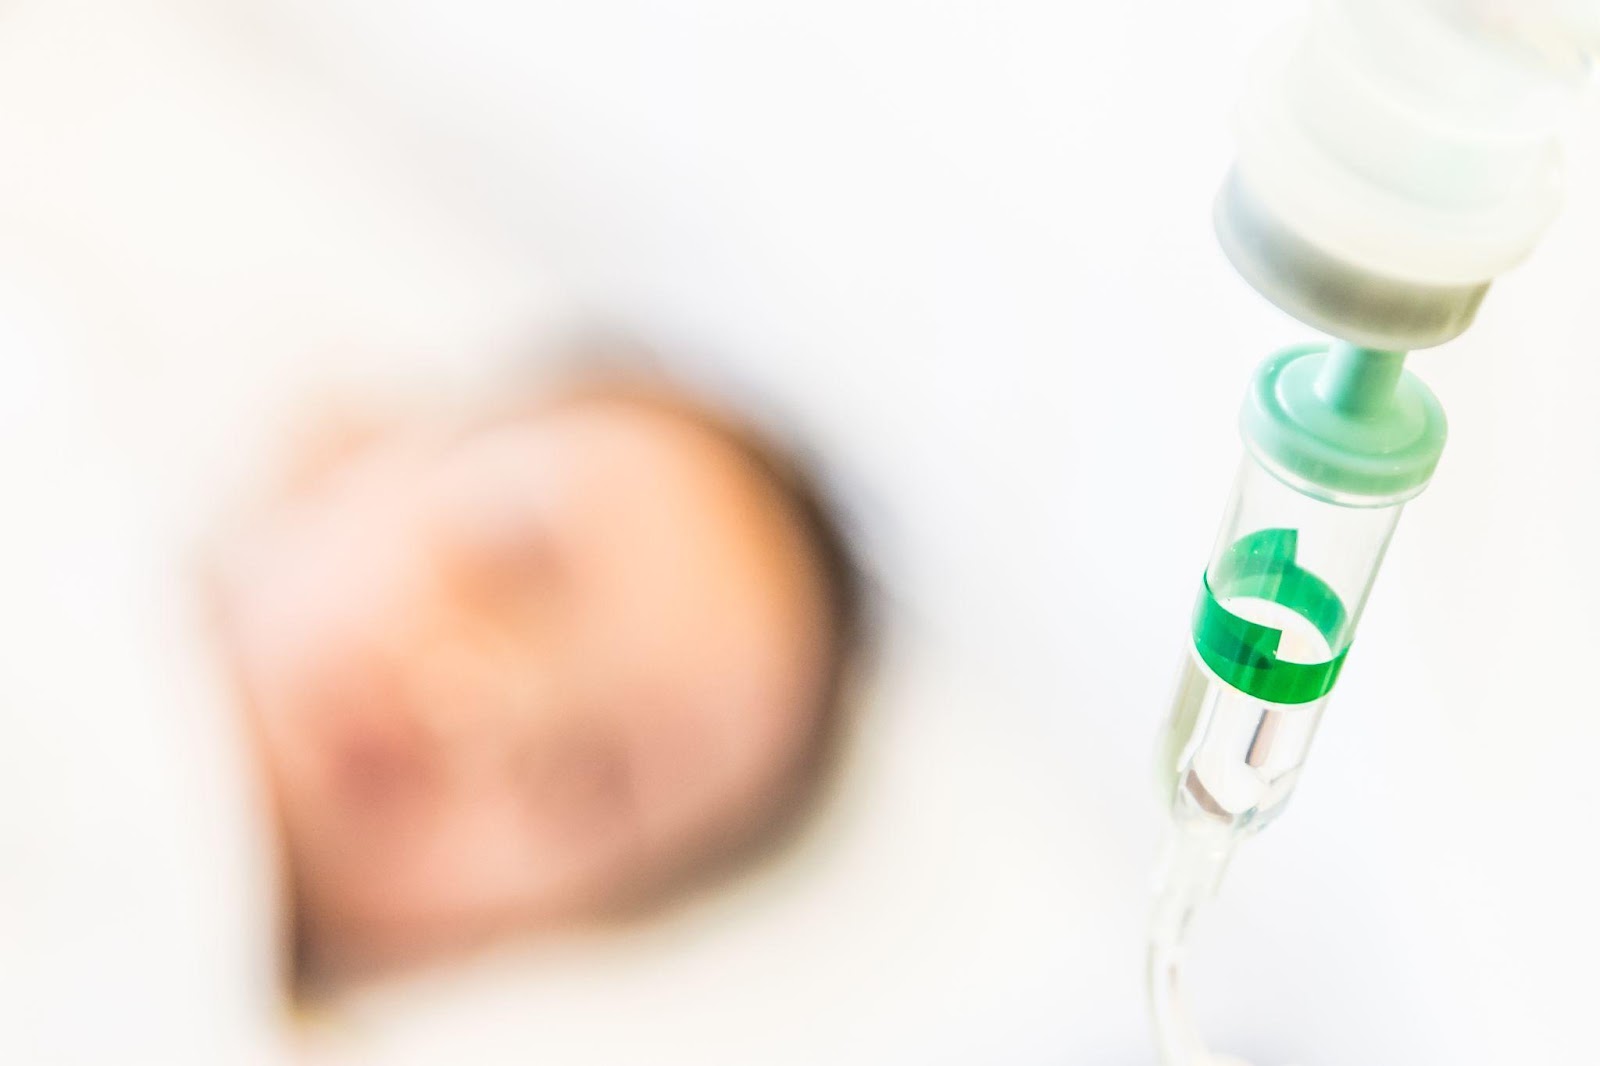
[1147,825,1238,1066]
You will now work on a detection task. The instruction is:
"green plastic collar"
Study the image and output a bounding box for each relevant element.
[1241,342,1447,504]
[1193,529,1349,705]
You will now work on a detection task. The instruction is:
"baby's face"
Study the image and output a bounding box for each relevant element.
[218,395,832,973]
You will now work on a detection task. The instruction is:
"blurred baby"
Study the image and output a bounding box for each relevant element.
[210,363,860,990]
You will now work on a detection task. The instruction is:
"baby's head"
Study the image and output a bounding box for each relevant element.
[215,376,858,980]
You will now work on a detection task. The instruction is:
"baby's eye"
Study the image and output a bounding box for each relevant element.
[475,526,559,591]
[436,508,565,618]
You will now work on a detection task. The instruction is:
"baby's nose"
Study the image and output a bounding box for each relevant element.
[408,638,556,770]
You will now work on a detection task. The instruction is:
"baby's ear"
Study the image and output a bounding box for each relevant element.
[277,400,396,497]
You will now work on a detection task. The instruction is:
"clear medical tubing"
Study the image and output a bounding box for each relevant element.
[1149,823,1237,1066]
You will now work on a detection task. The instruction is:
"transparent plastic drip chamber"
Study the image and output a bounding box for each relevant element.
[1158,452,1404,839]
[1149,450,1412,1066]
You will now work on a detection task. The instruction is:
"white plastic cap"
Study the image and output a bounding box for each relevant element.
[1222,0,1598,347]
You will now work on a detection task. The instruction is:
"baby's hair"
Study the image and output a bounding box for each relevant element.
[702,403,866,882]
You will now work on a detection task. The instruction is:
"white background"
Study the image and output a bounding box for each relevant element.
[1,1,1597,1063]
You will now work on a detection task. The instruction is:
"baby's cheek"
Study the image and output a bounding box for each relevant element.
[346,791,624,947]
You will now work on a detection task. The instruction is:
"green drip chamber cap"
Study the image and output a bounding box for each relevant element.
[1241,342,1447,505]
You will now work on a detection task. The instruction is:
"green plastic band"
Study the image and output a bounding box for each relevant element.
[1191,528,1350,705]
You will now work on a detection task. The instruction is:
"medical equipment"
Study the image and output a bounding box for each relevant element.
[1149,3,1599,1063]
